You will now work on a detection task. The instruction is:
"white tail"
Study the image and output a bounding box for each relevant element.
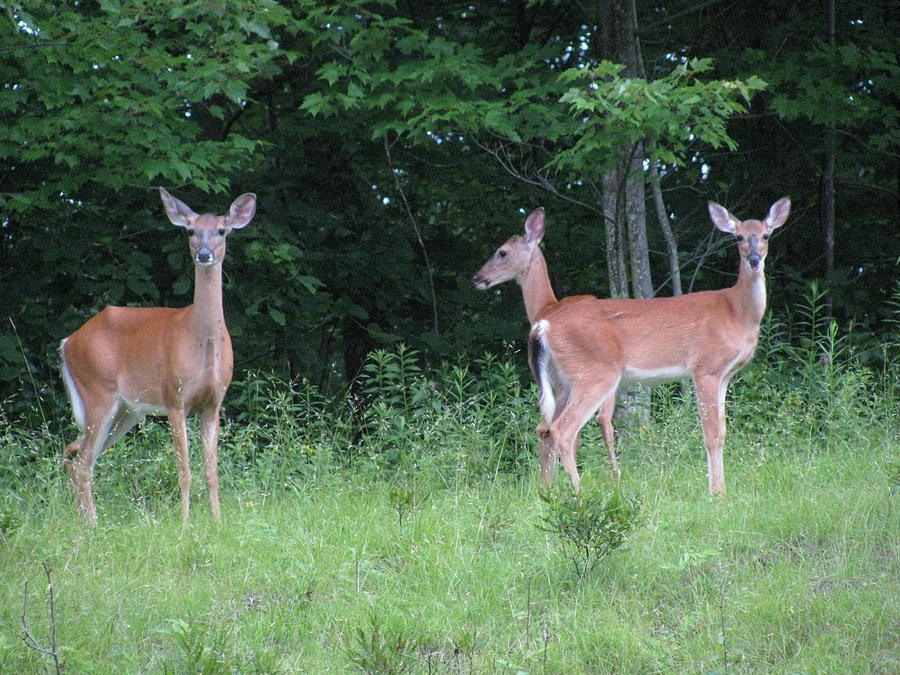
[60,188,256,523]
[473,199,791,494]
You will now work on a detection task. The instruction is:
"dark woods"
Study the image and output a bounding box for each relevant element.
[1,1,896,427]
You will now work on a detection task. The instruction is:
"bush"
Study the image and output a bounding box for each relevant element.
[353,346,533,479]
[539,482,643,582]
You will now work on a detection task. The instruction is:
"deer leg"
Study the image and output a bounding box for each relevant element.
[63,438,84,491]
[200,407,222,520]
[536,420,555,484]
[596,395,620,481]
[695,374,727,495]
[63,437,90,522]
[103,406,144,451]
[537,386,571,485]
[168,408,192,522]
[65,397,126,524]
[71,446,99,524]
[550,379,619,492]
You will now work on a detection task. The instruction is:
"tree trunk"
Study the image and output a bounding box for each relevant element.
[602,167,629,299]
[648,145,683,296]
[599,0,654,427]
[626,141,653,300]
[822,0,836,317]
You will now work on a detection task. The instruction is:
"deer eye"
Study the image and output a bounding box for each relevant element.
[218,227,226,236]
[762,233,770,240]
[186,228,195,236]
[498,250,507,259]
[735,235,744,242]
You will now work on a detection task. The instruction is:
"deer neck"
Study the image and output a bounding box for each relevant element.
[190,263,227,338]
[733,260,767,328]
[521,248,558,323]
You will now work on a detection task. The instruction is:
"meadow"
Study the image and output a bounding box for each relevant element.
[1,320,897,673]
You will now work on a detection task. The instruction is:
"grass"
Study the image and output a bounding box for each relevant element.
[1,347,897,673]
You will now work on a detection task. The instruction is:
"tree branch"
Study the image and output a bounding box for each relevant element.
[20,562,62,675]
[640,0,726,34]
[384,135,439,334]
[473,136,602,214]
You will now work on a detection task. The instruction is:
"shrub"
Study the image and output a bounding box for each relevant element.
[539,481,643,582]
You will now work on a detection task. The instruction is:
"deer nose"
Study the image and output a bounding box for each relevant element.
[746,235,762,270]
[196,248,216,265]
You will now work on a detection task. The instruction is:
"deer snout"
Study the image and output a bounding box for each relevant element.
[472,272,489,289]
[746,235,763,272]
[195,248,216,265]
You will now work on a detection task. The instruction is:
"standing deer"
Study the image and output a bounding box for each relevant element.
[473,198,790,494]
[472,208,623,484]
[60,188,256,523]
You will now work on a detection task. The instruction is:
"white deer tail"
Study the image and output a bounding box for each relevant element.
[528,319,556,425]
[59,338,86,430]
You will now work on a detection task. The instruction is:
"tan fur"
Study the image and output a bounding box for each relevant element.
[61,189,256,523]
[474,199,790,494]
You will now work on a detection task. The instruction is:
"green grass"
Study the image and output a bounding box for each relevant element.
[2,423,897,672]
[1,349,898,673]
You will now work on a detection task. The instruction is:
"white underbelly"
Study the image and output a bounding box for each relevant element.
[121,397,167,417]
[621,365,691,386]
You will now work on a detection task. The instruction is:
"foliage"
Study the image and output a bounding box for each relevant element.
[747,40,898,149]
[884,280,900,365]
[539,482,643,583]
[0,350,895,671]
[300,4,766,178]
[1,0,295,206]
[156,618,229,675]
[345,610,418,675]
[552,58,766,170]
[0,0,897,422]
[387,480,427,529]
[354,347,533,478]
[0,319,898,670]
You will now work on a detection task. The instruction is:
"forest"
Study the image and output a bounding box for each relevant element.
[1,2,898,673]
[1,0,896,416]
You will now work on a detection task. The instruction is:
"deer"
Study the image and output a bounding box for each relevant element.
[59,188,256,523]
[473,198,791,495]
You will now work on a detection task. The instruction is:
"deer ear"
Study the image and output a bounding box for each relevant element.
[708,201,739,234]
[226,193,257,229]
[523,207,545,245]
[765,197,791,231]
[160,188,198,228]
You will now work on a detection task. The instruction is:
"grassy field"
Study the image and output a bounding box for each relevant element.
[1,347,897,673]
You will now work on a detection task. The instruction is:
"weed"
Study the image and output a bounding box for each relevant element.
[0,324,895,672]
[20,562,62,675]
[345,610,419,674]
[157,617,229,675]
[0,494,22,539]
[361,344,424,412]
[387,479,427,528]
[887,460,900,512]
[539,481,643,582]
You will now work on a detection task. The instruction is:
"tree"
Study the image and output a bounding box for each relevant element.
[0,0,303,412]
[1,0,895,422]
[299,1,763,296]
[298,0,764,424]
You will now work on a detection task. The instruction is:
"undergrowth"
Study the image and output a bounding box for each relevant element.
[0,283,896,672]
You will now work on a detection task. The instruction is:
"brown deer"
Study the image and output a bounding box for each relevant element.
[473,198,790,494]
[60,188,256,523]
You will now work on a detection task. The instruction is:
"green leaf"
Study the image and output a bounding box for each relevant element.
[296,275,323,294]
[318,62,346,85]
[222,79,247,103]
[268,306,286,326]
